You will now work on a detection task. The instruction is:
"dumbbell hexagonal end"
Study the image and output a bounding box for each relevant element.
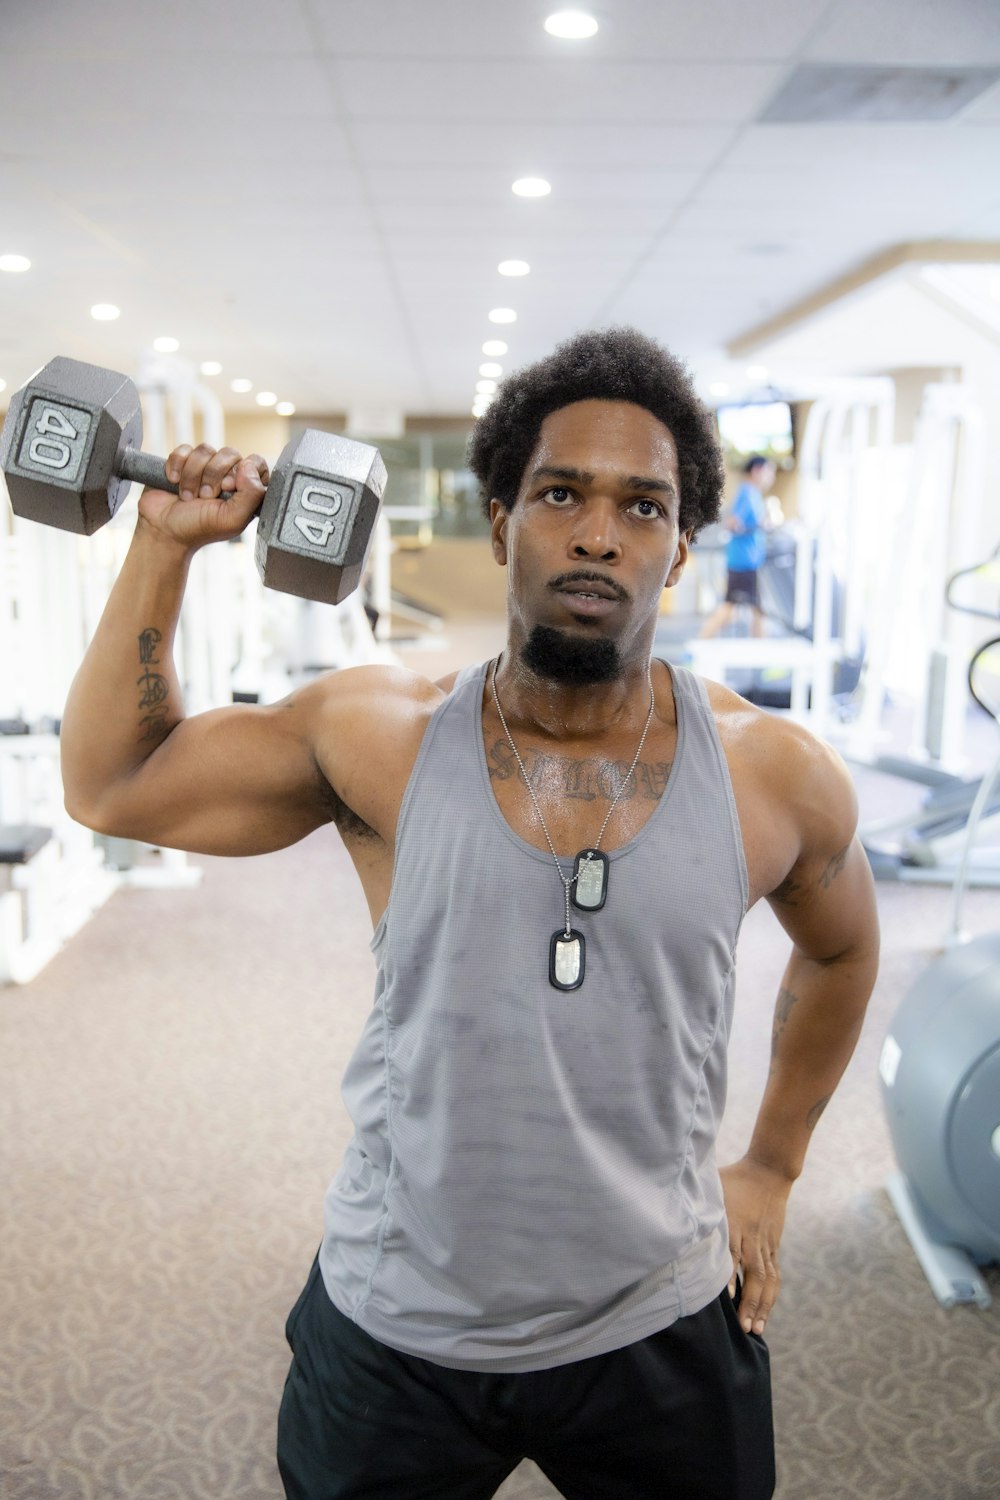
[0,357,143,534]
[254,430,387,604]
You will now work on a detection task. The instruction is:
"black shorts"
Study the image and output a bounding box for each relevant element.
[725,569,760,607]
[277,1258,774,1500]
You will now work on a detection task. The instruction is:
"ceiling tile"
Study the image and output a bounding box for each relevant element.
[806,0,1000,67]
[1,53,337,120]
[310,0,831,61]
[350,120,736,171]
[374,199,673,236]
[1,0,315,51]
[335,59,783,125]
[364,165,703,207]
[723,121,1000,174]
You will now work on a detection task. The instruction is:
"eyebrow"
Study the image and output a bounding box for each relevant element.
[531,464,677,498]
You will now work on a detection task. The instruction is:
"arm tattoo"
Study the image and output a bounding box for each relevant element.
[806,1094,833,1131]
[136,628,171,745]
[771,841,850,905]
[770,871,804,906]
[820,844,850,888]
[770,985,799,1058]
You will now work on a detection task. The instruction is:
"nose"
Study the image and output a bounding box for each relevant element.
[569,498,622,564]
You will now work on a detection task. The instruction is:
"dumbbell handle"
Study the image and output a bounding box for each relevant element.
[117,447,234,498]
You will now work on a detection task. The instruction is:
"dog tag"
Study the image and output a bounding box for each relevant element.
[549,930,585,991]
[572,849,608,911]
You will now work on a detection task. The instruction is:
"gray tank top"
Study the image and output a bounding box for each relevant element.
[319,660,749,1372]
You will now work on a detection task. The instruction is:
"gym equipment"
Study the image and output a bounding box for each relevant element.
[860,544,1000,887]
[688,378,895,733]
[0,727,118,985]
[880,541,1000,1307]
[881,932,1000,1308]
[0,356,386,605]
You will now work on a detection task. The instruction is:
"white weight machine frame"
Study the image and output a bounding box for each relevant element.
[689,376,896,741]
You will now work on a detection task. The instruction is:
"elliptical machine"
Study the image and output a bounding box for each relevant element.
[880,547,1000,1307]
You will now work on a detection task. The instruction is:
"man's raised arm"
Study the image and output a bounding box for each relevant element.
[60,444,334,856]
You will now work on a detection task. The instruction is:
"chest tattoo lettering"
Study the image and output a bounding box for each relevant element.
[487,740,672,804]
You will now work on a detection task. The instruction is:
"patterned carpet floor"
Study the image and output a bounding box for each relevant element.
[2,713,999,1499]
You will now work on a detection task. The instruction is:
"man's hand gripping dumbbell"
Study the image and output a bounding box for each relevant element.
[0,356,386,604]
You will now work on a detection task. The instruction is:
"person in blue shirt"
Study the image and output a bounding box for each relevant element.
[700,455,775,638]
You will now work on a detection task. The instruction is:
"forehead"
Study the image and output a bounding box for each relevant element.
[523,399,678,483]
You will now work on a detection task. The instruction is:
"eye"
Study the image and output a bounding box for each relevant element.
[629,498,665,519]
[542,486,574,505]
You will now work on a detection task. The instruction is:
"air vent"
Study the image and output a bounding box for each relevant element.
[759,64,1000,123]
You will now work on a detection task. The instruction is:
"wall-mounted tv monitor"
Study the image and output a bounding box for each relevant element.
[715,401,794,468]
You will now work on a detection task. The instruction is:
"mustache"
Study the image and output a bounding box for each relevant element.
[548,570,630,603]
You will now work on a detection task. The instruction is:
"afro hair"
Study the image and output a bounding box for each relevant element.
[467,327,724,538]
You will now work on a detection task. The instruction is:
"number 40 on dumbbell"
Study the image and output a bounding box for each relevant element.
[0,356,387,605]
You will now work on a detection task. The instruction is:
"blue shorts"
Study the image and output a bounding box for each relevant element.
[277,1257,774,1499]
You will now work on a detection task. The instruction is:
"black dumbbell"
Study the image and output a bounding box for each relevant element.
[0,356,386,605]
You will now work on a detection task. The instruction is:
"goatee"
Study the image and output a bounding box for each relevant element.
[521,625,622,684]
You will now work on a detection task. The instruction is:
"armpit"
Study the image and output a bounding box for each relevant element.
[315,763,379,842]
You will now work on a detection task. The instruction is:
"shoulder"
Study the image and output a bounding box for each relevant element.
[699,676,858,900]
[704,677,854,822]
[282,665,453,843]
[290,663,448,744]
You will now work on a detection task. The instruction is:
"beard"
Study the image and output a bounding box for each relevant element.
[521,624,622,684]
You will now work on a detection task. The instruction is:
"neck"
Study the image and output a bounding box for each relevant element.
[493,646,656,742]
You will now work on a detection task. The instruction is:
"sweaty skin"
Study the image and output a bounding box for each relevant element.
[60,400,879,1338]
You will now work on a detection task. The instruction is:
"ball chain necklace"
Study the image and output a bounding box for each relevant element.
[490,656,656,992]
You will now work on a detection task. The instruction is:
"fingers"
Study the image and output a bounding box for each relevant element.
[733,1244,781,1336]
[164,444,269,501]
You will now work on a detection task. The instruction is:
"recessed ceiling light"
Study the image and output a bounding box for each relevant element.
[498,259,530,277]
[476,379,498,395]
[0,378,6,393]
[479,362,503,377]
[482,340,508,356]
[489,307,517,324]
[230,378,253,393]
[276,401,296,416]
[90,303,121,321]
[0,254,31,274]
[746,364,768,381]
[256,391,277,407]
[512,177,551,198]
[153,336,179,353]
[544,10,599,39]
[200,360,222,377]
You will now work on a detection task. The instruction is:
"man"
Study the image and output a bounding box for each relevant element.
[60,328,879,1500]
[699,454,775,639]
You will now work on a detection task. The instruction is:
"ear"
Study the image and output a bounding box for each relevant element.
[490,498,509,566]
[664,529,692,589]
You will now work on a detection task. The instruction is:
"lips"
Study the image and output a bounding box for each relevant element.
[553,576,622,603]
[553,579,621,618]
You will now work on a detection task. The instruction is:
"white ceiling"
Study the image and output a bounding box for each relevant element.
[1,0,999,423]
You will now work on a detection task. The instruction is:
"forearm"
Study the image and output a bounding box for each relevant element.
[61,520,195,822]
[745,941,878,1181]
